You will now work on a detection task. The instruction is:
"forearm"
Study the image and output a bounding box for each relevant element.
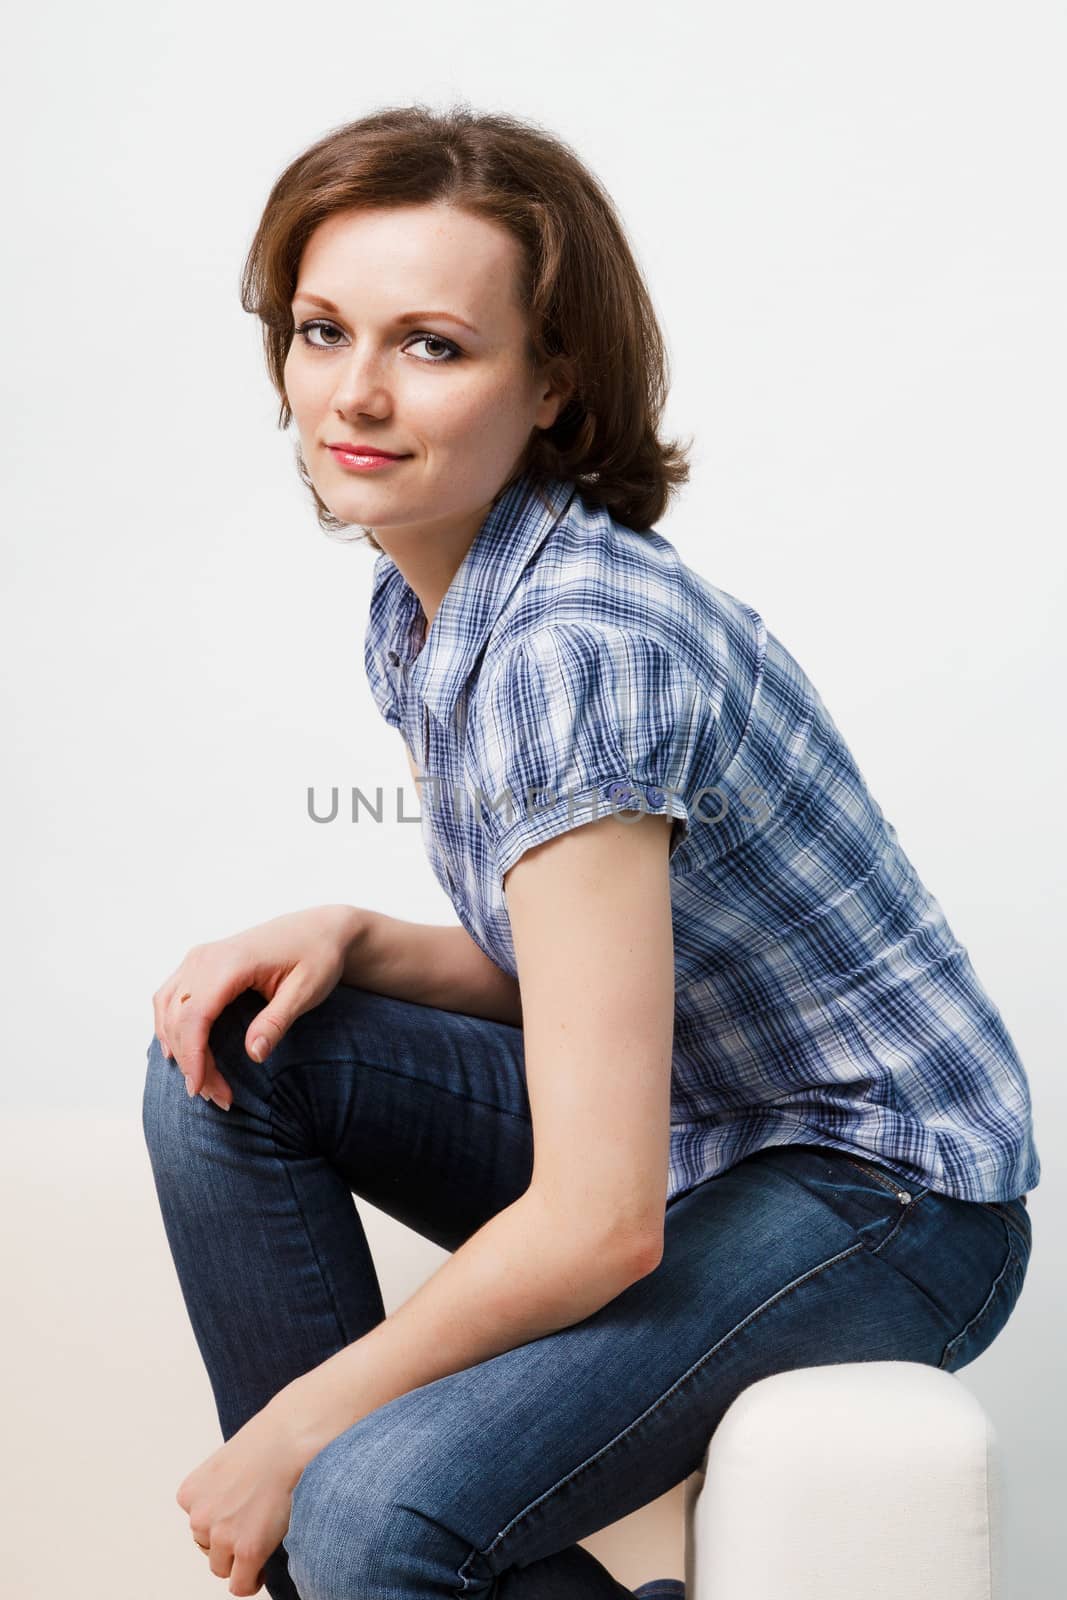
[274,1187,654,1463]
[340,908,524,1028]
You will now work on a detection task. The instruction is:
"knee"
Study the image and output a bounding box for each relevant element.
[283,1427,475,1600]
[283,1443,387,1600]
[140,990,266,1163]
[141,1030,218,1182]
[141,1031,185,1167]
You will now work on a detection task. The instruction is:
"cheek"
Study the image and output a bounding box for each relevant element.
[282,352,321,429]
[421,369,528,441]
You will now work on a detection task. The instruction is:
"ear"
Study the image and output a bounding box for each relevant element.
[534,355,577,432]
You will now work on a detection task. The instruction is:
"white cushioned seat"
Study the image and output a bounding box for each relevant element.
[684,1362,999,1600]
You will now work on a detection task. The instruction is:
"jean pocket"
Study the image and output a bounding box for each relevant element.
[937,1218,1029,1372]
[835,1151,923,1204]
[748,1144,927,1257]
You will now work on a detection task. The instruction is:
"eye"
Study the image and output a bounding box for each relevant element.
[403,332,461,363]
[293,319,345,349]
[292,320,461,363]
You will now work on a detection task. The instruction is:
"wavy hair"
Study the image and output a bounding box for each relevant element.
[240,102,692,551]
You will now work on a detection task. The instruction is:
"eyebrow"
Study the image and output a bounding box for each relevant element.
[291,291,479,334]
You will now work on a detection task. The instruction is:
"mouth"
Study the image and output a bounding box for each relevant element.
[326,444,412,472]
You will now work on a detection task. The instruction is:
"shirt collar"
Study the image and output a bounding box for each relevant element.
[371,469,578,728]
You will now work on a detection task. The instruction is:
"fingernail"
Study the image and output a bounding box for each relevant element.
[185,1076,194,1097]
[250,1037,268,1062]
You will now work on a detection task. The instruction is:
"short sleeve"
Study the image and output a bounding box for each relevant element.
[469,623,718,890]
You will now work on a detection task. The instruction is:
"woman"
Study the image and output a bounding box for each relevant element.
[142,104,1039,1600]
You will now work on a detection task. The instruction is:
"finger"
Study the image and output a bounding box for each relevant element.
[189,1524,217,1570]
[244,967,310,1064]
[203,1066,234,1111]
[159,981,196,1066]
[171,960,264,1102]
[228,1543,265,1596]
[171,1001,213,1097]
[152,982,180,1062]
[207,1536,235,1583]
[171,1000,236,1108]
[164,978,206,1082]
[160,948,205,1073]
[198,1039,228,1104]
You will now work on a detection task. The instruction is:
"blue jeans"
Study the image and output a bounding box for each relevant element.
[141,982,1033,1600]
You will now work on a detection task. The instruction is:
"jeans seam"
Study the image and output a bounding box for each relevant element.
[937,1221,1018,1370]
[467,1237,869,1568]
[984,1201,1030,1252]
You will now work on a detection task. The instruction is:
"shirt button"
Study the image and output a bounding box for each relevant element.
[645,785,665,807]
[386,649,400,666]
[606,780,636,805]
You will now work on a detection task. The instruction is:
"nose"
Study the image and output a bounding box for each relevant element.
[329,342,393,419]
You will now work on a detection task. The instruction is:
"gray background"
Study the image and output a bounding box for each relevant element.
[2,2,1062,1595]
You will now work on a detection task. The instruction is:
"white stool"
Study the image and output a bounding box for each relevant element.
[684,1361,1000,1600]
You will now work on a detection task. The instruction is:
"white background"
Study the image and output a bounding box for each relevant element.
[2,2,1063,1596]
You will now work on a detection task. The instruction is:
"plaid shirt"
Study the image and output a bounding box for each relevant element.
[364,469,1039,1205]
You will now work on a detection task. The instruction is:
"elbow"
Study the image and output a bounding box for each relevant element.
[527,1186,664,1289]
[627,1228,665,1280]
[575,1229,661,1305]
[599,1221,664,1286]
[612,1201,666,1280]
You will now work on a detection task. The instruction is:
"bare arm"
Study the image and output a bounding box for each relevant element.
[340,914,523,1027]
[270,808,675,1467]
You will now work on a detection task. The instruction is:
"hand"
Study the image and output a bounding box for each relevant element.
[153,905,362,1107]
[176,1394,315,1596]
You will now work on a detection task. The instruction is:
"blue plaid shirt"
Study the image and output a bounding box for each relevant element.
[364,469,1039,1206]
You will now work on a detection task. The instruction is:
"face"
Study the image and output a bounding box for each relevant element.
[284,202,569,545]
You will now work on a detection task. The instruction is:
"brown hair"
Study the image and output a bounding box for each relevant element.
[240,102,692,552]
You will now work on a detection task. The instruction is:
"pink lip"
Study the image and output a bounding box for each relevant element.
[327,445,410,473]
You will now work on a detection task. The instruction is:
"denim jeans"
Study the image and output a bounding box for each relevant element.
[141,982,1033,1600]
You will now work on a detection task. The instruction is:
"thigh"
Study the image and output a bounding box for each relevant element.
[283,1142,1024,1599]
[205,980,536,1251]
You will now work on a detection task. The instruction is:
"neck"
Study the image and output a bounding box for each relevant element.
[373,495,498,632]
